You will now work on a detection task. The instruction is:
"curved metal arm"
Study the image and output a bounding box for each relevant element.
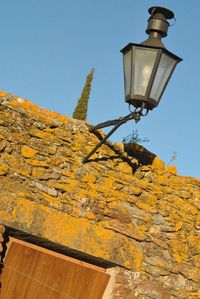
[89,114,132,131]
[83,111,141,163]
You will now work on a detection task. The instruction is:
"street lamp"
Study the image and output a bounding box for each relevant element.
[121,7,182,110]
[83,7,182,163]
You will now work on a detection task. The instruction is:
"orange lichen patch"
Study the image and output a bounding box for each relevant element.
[188,233,200,255]
[189,293,200,298]
[142,194,158,206]
[128,186,143,196]
[115,162,134,175]
[21,145,38,158]
[49,182,77,193]
[136,179,149,190]
[154,174,169,185]
[151,157,165,171]
[0,90,8,96]
[42,209,142,270]
[1,152,31,177]
[50,156,70,167]
[32,167,48,179]
[165,194,198,217]
[9,98,69,126]
[82,185,100,199]
[165,165,177,174]
[18,192,26,197]
[48,111,68,123]
[12,198,36,228]
[174,221,183,231]
[28,128,56,141]
[85,211,96,220]
[125,241,143,270]
[170,240,189,263]
[101,220,146,241]
[0,133,5,140]
[0,163,9,175]
[94,185,129,202]
[27,159,49,167]
[60,169,74,177]
[81,174,97,183]
[169,209,182,221]
[41,192,61,208]
[135,200,155,212]
[0,210,13,222]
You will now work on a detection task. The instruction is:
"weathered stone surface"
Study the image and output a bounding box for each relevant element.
[0,196,143,270]
[21,145,38,158]
[0,163,9,176]
[0,91,199,298]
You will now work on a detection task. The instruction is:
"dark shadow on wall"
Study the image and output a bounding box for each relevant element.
[86,130,156,173]
[123,143,156,165]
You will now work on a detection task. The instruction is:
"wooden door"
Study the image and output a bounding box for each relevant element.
[0,238,110,299]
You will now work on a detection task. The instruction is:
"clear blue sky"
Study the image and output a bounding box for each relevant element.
[0,0,199,178]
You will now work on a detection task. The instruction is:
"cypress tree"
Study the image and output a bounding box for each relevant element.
[72,68,94,120]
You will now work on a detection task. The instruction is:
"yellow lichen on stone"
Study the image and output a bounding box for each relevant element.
[0,92,200,298]
[42,192,61,208]
[115,162,133,175]
[42,209,142,270]
[1,152,31,177]
[0,163,9,175]
[51,156,70,167]
[135,200,155,212]
[85,211,96,220]
[189,293,200,298]
[170,239,189,263]
[12,198,36,228]
[32,167,48,179]
[81,174,97,183]
[49,182,77,193]
[0,210,13,222]
[165,165,177,174]
[154,174,169,185]
[175,221,183,231]
[0,90,7,96]
[152,156,165,171]
[29,128,55,141]
[188,233,200,255]
[27,159,49,167]
[21,145,38,158]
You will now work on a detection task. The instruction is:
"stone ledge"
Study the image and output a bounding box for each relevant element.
[0,197,143,271]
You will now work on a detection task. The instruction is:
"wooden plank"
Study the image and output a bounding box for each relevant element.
[1,238,110,299]
[7,238,106,272]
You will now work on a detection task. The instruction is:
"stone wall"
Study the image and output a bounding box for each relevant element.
[0,92,199,298]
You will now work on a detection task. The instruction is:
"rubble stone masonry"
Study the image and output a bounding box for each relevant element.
[0,91,199,298]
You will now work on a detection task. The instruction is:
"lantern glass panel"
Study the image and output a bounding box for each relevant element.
[123,49,132,98]
[133,47,157,96]
[150,52,177,103]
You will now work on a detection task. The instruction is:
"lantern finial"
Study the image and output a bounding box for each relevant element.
[143,7,175,48]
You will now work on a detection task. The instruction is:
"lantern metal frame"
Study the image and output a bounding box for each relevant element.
[120,43,182,110]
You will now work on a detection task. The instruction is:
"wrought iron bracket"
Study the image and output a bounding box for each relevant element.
[83,109,145,164]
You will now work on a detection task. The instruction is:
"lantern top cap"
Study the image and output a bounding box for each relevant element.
[145,6,175,40]
[148,7,174,20]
